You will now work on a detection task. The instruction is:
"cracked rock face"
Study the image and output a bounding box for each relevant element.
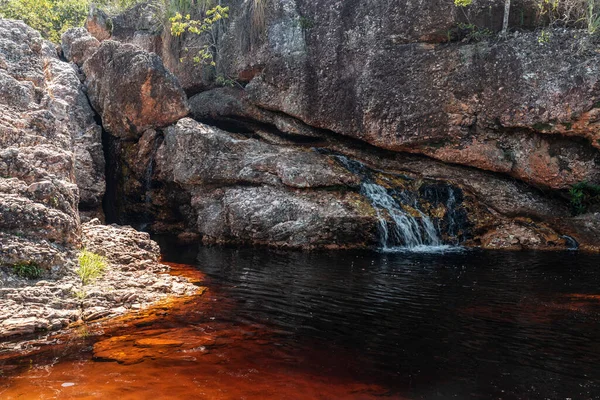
[0,19,84,271]
[83,40,189,140]
[0,221,197,341]
[148,118,378,248]
[216,1,600,190]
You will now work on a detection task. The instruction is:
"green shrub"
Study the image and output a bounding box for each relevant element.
[169,4,229,67]
[569,181,600,215]
[0,0,144,43]
[537,0,600,33]
[77,249,107,285]
[0,0,88,43]
[12,261,43,279]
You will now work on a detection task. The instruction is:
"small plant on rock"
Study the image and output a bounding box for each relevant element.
[77,249,107,285]
[12,261,43,280]
[170,5,229,67]
[569,181,600,215]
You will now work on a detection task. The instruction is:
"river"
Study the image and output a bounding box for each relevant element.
[1,243,599,399]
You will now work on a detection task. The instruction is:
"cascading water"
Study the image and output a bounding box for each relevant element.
[335,155,463,251]
[360,183,441,248]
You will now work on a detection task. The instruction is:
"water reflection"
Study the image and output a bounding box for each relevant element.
[173,245,600,399]
[1,242,600,399]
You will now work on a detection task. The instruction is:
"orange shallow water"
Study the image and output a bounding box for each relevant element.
[0,263,402,399]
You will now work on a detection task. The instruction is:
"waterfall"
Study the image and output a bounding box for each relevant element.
[360,182,442,249]
[335,155,457,251]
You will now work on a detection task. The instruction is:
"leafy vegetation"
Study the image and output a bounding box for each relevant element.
[537,0,600,33]
[569,181,600,215]
[0,0,142,43]
[12,261,43,279]
[77,249,107,285]
[0,0,88,43]
[170,4,229,66]
[454,0,473,6]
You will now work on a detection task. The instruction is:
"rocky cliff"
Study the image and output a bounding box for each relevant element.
[0,20,196,341]
[73,0,600,251]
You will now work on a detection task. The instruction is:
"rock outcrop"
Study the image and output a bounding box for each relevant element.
[66,0,599,251]
[85,2,208,94]
[218,3,600,191]
[0,20,82,271]
[0,221,197,340]
[0,20,196,342]
[83,39,189,139]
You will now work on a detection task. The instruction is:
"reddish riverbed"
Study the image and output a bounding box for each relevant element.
[2,247,600,399]
[0,262,396,399]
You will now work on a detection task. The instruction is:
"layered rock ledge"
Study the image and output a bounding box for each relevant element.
[79,1,600,251]
[0,221,196,341]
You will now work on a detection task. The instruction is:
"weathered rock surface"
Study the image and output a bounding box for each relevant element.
[223,8,600,190]
[66,0,600,251]
[0,221,197,340]
[61,27,100,67]
[83,40,189,139]
[104,118,574,250]
[0,19,82,271]
[0,19,197,343]
[85,2,208,94]
[117,118,378,248]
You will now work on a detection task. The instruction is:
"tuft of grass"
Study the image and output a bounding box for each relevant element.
[73,290,88,300]
[12,261,43,280]
[77,249,107,285]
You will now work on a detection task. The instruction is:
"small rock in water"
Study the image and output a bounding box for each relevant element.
[61,382,75,387]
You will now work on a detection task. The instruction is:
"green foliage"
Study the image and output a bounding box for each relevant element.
[12,261,42,279]
[0,0,144,43]
[458,22,493,41]
[538,28,552,42]
[170,5,229,67]
[448,23,493,42]
[72,289,87,300]
[537,0,600,33]
[215,74,236,87]
[0,0,87,43]
[77,249,107,285]
[298,15,314,30]
[454,0,473,6]
[569,181,600,215]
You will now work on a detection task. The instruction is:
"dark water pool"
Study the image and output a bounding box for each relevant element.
[2,244,600,399]
[162,244,600,399]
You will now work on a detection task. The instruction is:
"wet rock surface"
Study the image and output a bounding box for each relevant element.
[110,118,576,250]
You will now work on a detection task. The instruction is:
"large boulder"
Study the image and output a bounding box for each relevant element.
[85,2,208,94]
[61,27,100,67]
[83,40,189,140]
